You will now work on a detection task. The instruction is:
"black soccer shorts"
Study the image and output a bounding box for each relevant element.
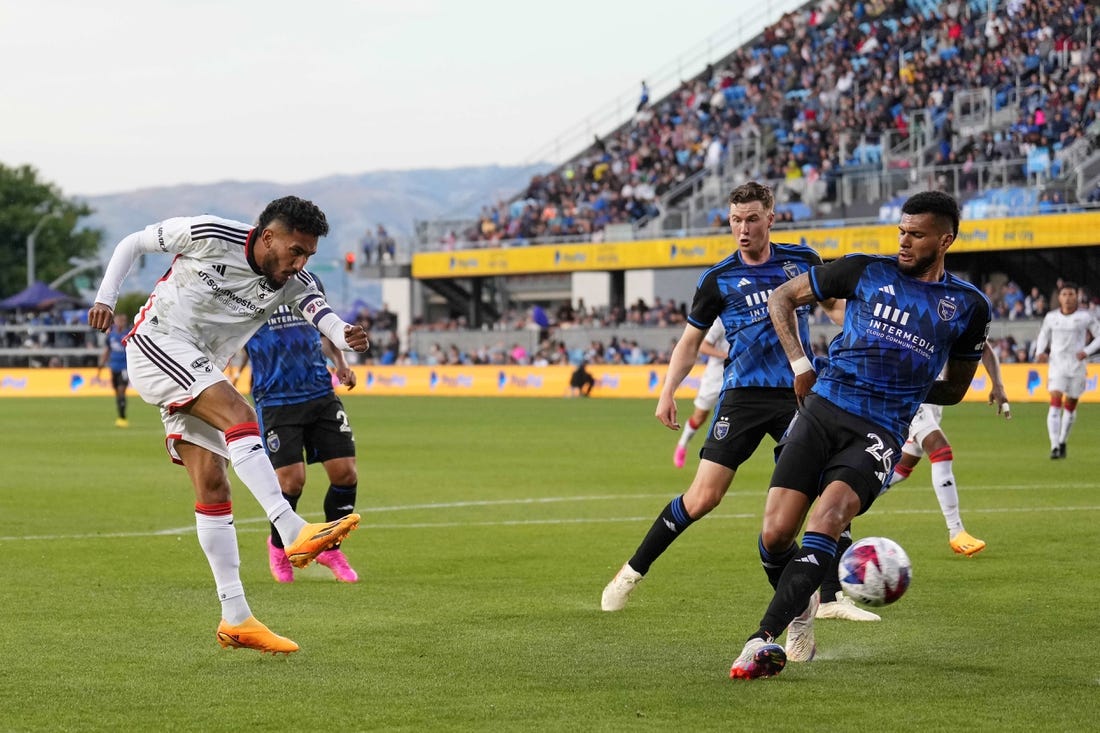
[258,393,356,469]
[699,387,798,471]
[769,393,900,515]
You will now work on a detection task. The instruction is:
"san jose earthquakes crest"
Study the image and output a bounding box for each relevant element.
[712,416,731,440]
[266,430,281,453]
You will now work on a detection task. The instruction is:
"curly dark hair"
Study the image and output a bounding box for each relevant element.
[256,196,329,237]
[901,190,960,237]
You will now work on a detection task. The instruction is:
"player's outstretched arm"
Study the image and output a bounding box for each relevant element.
[981,341,1011,419]
[656,323,707,430]
[299,292,370,354]
[322,335,357,389]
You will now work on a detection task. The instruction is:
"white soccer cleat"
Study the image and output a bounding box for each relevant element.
[729,638,787,680]
[785,590,819,662]
[601,563,643,611]
[815,591,881,621]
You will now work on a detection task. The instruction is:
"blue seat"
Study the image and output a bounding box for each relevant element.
[724,85,746,103]
[1026,148,1051,176]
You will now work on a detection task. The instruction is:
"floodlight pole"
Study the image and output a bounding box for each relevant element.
[26,210,60,289]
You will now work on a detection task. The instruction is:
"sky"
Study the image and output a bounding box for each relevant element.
[2,0,804,197]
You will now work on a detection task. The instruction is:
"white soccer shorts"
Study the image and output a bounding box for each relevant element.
[126,331,234,462]
[901,403,944,457]
[1047,366,1087,399]
[693,359,725,412]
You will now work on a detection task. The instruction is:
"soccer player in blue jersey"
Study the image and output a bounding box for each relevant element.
[730,190,992,680]
[601,181,850,612]
[97,312,131,427]
[239,278,360,584]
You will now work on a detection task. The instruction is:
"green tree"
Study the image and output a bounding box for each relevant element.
[0,163,103,299]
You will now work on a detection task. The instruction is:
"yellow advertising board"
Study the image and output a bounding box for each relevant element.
[1,364,1096,403]
[412,212,1100,279]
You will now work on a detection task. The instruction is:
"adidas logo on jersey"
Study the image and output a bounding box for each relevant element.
[737,277,751,288]
[744,289,774,307]
[872,302,910,325]
[878,284,896,295]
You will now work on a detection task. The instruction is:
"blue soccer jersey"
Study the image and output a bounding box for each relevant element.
[245,302,333,408]
[688,242,822,390]
[809,254,991,443]
[106,328,127,372]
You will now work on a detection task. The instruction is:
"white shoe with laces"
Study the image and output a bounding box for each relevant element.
[729,637,787,680]
[600,563,643,611]
[815,591,881,621]
[785,590,819,662]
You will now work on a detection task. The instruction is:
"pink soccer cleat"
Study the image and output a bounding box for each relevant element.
[316,548,359,583]
[673,445,687,468]
[267,537,294,583]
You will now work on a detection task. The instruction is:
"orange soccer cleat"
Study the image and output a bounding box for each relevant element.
[216,616,299,655]
[285,514,361,569]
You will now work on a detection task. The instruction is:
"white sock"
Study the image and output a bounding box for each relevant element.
[930,458,963,535]
[195,507,251,624]
[225,423,305,544]
[1058,408,1077,444]
[678,421,698,448]
[885,461,914,489]
[1047,406,1062,449]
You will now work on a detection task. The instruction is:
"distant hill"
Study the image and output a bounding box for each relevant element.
[78,164,546,297]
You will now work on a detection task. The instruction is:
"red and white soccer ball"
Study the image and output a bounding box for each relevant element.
[838,536,911,607]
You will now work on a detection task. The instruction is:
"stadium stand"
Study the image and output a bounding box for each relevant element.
[423,0,1098,249]
[393,0,1099,361]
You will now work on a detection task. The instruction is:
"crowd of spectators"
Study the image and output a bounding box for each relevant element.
[400,335,676,369]
[0,309,100,367]
[0,310,97,349]
[983,279,1047,321]
[359,225,397,266]
[444,0,1098,249]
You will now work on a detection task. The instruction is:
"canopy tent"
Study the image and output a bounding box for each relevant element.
[0,281,85,310]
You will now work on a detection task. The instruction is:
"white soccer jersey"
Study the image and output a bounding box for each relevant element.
[1035,308,1100,377]
[695,319,727,409]
[95,215,335,369]
[702,318,727,377]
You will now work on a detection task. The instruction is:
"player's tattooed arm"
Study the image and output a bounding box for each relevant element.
[769,273,819,402]
[769,273,817,364]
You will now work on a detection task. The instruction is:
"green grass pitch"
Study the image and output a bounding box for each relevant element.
[1,396,1097,731]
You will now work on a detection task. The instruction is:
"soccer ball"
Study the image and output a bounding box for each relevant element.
[838,537,911,607]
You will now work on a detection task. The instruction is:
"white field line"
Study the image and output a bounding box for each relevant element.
[0,485,1097,541]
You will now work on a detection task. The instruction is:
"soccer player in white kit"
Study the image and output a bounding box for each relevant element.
[673,319,727,468]
[1034,282,1100,459]
[882,342,1010,557]
[88,196,368,654]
